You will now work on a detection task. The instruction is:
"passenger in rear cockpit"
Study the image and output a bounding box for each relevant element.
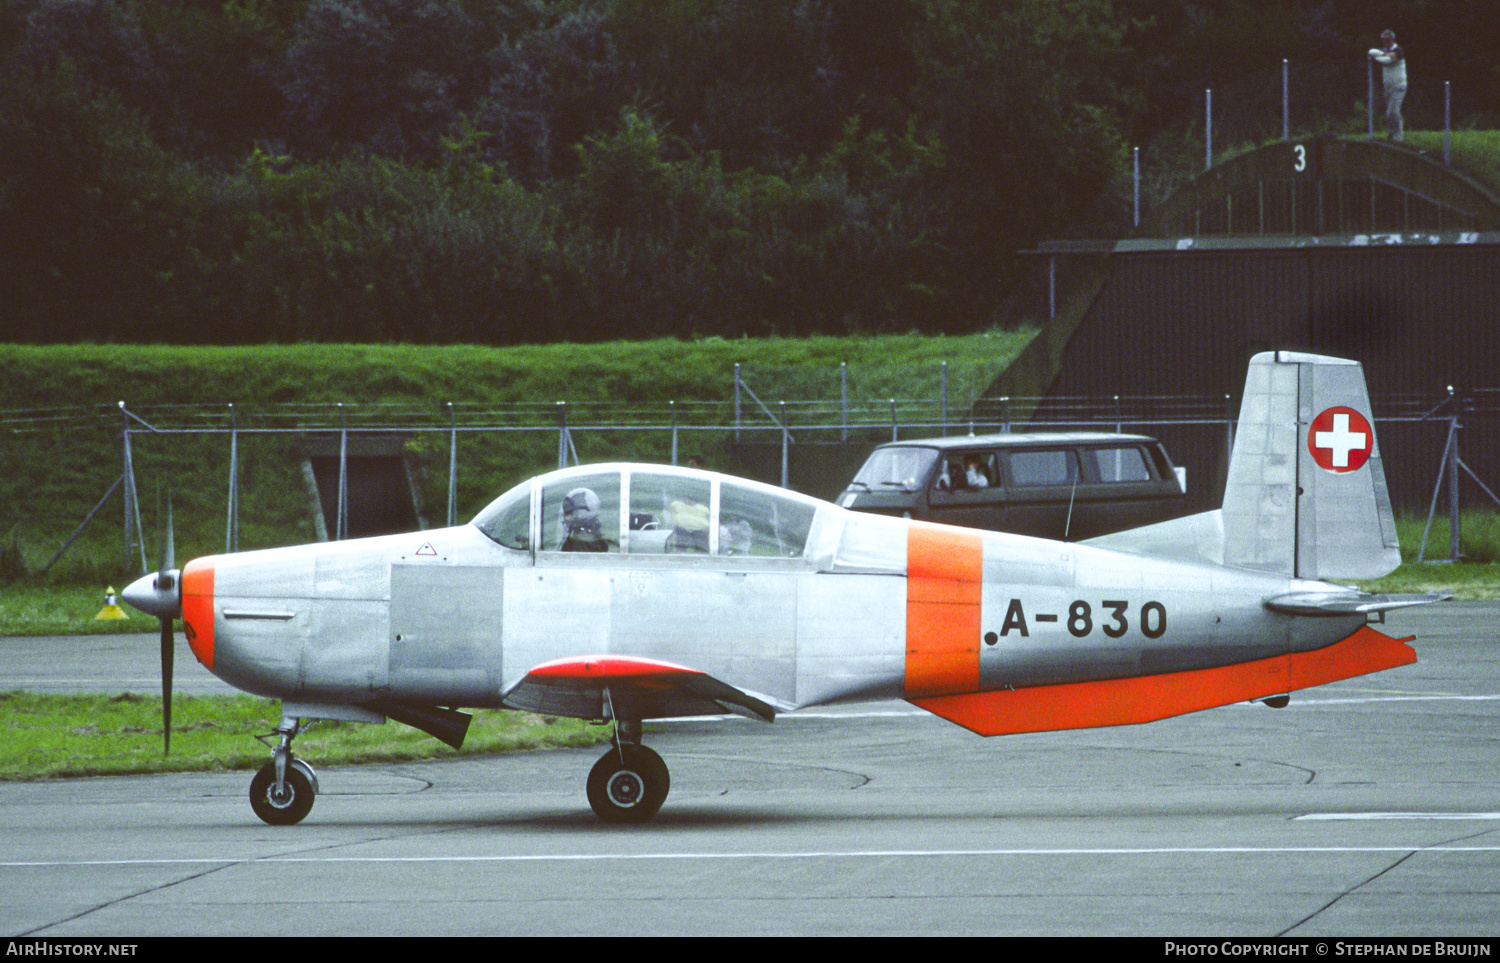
[667,494,710,553]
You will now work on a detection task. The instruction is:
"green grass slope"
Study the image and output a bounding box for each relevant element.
[0,333,1033,589]
[1404,130,1500,190]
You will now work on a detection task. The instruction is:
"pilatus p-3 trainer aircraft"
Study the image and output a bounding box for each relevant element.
[124,352,1442,825]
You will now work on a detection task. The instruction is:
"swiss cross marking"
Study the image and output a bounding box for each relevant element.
[1307,407,1373,473]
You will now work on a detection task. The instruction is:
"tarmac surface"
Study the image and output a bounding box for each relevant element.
[1,603,1497,937]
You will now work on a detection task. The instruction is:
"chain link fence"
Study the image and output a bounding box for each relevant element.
[6,377,1494,576]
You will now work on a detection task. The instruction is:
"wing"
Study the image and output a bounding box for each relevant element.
[501,655,778,724]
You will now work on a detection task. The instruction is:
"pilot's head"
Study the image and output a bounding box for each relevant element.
[562,488,601,534]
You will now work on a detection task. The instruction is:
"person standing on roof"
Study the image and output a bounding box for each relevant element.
[1369,29,1407,142]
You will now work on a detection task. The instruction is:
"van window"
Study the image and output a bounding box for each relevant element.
[939,451,996,491]
[1084,445,1152,483]
[851,447,937,493]
[1006,449,1079,486]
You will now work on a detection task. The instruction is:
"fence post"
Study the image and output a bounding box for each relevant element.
[941,361,949,435]
[1282,59,1289,141]
[446,402,457,528]
[1444,81,1452,166]
[1448,387,1462,562]
[337,403,348,541]
[1205,88,1213,170]
[890,398,898,442]
[734,364,742,442]
[226,403,238,553]
[1367,59,1375,140]
[779,401,789,489]
[120,402,138,571]
[840,362,848,442]
[670,400,678,466]
[1132,147,1141,228]
[555,401,568,470]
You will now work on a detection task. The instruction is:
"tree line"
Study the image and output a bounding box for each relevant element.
[3,0,1495,345]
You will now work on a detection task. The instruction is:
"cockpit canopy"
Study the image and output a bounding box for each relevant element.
[472,464,821,560]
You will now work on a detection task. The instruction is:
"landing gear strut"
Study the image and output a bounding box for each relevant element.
[586,720,669,823]
[249,716,319,826]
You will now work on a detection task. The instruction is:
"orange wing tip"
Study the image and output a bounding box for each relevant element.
[508,656,777,722]
[180,559,216,671]
[525,655,707,680]
[909,625,1417,737]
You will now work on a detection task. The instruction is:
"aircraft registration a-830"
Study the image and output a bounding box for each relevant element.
[124,352,1444,825]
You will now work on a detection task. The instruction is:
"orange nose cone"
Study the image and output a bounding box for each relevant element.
[180,560,215,670]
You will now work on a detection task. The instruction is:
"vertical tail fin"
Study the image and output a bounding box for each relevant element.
[1222,351,1401,579]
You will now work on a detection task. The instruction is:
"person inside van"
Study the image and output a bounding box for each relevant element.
[966,453,990,486]
[962,453,992,489]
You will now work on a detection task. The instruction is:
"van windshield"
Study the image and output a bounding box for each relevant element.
[849,447,938,493]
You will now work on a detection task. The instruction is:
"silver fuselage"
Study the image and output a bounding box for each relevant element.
[183,491,1357,716]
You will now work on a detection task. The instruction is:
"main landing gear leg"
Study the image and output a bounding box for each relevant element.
[586,720,670,824]
[249,715,319,826]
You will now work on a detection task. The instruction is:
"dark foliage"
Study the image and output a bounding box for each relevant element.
[2,0,1491,345]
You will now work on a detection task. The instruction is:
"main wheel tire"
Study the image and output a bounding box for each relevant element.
[249,761,315,826]
[586,745,669,824]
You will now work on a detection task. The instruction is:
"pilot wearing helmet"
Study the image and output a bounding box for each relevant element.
[559,487,609,551]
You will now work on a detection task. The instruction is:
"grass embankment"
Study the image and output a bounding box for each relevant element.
[1404,130,1500,186]
[0,690,607,781]
[0,334,1030,589]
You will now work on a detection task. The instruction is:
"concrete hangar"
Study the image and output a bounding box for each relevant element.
[985,134,1500,522]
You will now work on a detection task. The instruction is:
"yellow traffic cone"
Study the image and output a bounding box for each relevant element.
[95,586,130,621]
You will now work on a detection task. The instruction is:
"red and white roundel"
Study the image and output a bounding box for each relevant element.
[1307,406,1373,473]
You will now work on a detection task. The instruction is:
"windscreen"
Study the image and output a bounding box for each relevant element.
[472,480,531,550]
[849,447,938,493]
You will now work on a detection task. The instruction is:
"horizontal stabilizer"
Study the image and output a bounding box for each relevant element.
[504,655,778,723]
[1263,589,1450,617]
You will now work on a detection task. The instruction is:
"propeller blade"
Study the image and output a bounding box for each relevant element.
[158,493,175,755]
[117,490,186,755]
[160,615,173,756]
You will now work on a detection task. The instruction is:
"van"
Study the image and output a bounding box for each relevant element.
[836,432,1187,541]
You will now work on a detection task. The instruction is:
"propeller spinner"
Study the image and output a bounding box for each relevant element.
[120,500,181,755]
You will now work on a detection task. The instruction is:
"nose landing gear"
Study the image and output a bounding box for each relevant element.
[249,716,318,826]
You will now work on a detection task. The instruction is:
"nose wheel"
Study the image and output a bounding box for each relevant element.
[249,716,318,826]
[587,741,669,823]
[250,759,315,825]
